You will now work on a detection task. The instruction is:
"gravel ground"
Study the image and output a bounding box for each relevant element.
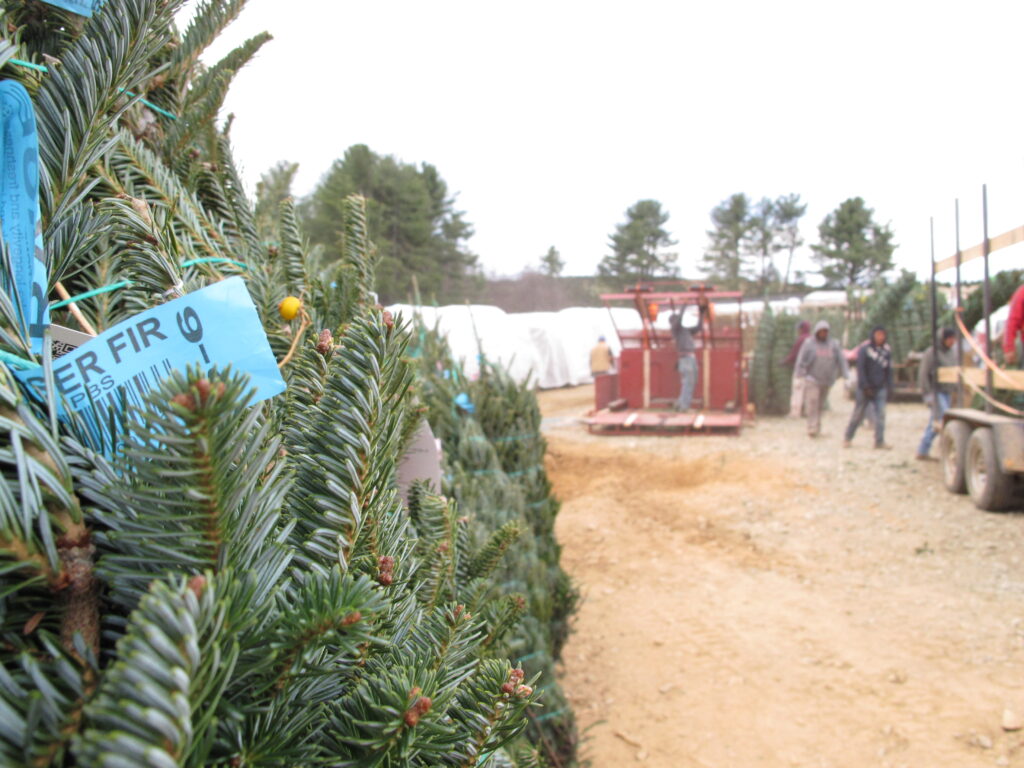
[541,384,1024,768]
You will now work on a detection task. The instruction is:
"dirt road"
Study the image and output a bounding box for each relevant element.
[541,385,1024,768]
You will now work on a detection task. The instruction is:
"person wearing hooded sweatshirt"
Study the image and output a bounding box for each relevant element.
[916,327,959,459]
[784,320,812,417]
[843,325,893,449]
[1004,283,1024,366]
[795,320,849,437]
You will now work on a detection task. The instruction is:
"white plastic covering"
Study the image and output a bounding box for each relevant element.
[388,296,826,389]
[389,303,641,388]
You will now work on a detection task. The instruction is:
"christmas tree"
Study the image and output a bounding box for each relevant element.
[0,1,574,765]
[409,323,579,764]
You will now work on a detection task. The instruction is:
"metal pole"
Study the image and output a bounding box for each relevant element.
[955,199,963,405]
[929,218,939,427]
[982,184,994,412]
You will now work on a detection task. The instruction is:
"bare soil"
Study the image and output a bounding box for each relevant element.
[540,385,1024,768]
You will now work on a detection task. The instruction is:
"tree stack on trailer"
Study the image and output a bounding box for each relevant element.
[933,187,1024,511]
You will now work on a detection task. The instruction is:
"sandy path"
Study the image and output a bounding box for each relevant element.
[541,385,1024,768]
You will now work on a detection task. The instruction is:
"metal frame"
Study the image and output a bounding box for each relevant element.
[586,282,747,435]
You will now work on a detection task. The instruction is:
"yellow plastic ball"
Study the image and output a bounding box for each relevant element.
[278,296,301,321]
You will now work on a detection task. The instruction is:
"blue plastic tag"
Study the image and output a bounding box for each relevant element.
[0,81,49,353]
[38,0,98,17]
[14,277,286,413]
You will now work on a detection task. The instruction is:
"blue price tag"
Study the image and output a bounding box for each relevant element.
[38,0,99,16]
[0,81,49,353]
[14,277,286,413]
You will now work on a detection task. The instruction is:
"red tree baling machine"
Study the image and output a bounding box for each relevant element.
[586,283,749,434]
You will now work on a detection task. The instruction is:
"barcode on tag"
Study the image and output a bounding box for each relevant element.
[74,358,174,451]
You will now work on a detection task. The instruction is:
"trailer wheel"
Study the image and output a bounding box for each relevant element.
[940,419,971,494]
[965,427,1014,511]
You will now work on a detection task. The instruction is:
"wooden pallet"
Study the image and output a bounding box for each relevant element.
[584,408,743,435]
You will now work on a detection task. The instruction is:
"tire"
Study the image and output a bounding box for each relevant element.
[965,427,1015,511]
[940,419,971,494]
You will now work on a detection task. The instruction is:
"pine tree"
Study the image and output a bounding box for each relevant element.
[598,200,677,284]
[702,193,752,289]
[0,2,570,765]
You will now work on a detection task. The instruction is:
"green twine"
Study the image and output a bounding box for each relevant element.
[180,257,250,270]
[48,260,246,312]
[9,57,48,73]
[468,433,538,443]
[5,60,178,120]
[0,349,39,369]
[117,88,177,120]
[444,464,542,480]
[507,465,542,478]
[50,280,133,310]
[533,708,568,723]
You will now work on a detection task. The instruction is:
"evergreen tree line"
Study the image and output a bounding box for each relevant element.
[0,1,573,765]
[258,148,478,307]
[281,149,899,301]
[597,194,897,294]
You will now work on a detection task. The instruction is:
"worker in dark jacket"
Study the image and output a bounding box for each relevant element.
[916,327,958,459]
[843,325,893,449]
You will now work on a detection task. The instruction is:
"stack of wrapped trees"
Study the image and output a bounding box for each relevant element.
[411,327,579,765]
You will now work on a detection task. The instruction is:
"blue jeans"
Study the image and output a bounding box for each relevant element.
[917,391,951,456]
[844,387,887,445]
[676,355,698,410]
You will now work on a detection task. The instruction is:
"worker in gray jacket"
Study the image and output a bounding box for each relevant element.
[669,308,701,411]
[795,320,850,438]
[916,327,958,459]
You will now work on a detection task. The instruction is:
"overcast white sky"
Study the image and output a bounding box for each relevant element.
[191,0,1024,284]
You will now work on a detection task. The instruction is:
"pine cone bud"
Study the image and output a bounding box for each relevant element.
[316,329,333,356]
[515,685,533,697]
[510,668,525,683]
[377,573,393,586]
[378,556,395,572]
[403,695,432,727]
[196,378,212,404]
[501,682,515,695]
[171,393,196,412]
[187,575,206,598]
[341,611,362,626]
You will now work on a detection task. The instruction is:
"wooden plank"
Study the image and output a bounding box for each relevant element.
[935,224,1024,272]
[936,366,1024,391]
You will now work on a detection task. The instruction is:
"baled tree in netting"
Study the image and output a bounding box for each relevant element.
[407,322,579,764]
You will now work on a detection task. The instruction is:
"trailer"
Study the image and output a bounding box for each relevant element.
[585,283,748,435]
[931,187,1024,511]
